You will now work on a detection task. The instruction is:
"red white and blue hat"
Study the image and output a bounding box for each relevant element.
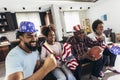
[19,21,38,33]
[73,24,83,32]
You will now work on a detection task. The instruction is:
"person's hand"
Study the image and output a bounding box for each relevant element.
[96,35,104,41]
[106,45,110,48]
[79,52,90,60]
[42,54,57,72]
[57,61,62,67]
[77,51,99,61]
[87,55,98,61]
[83,52,94,60]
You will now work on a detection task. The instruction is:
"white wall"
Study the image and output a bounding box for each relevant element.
[0,31,16,41]
[16,12,41,36]
[4,0,120,41]
[87,0,120,33]
[0,1,94,41]
[0,12,42,41]
[51,5,63,41]
[59,10,87,37]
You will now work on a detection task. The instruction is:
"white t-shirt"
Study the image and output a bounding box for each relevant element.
[5,46,39,79]
[41,42,62,60]
[87,32,107,45]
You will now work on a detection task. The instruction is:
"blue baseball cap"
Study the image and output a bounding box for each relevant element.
[18,21,38,33]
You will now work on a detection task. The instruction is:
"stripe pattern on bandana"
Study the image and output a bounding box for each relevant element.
[62,43,78,71]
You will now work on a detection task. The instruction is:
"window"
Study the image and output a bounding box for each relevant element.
[16,12,41,36]
[64,11,81,32]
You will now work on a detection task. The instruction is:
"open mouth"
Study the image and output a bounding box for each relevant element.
[30,42,36,46]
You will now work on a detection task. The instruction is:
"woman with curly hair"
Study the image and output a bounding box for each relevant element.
[40,24,76,80]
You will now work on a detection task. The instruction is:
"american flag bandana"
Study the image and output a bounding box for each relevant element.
[43,41,78,70]
[62,43,78,70]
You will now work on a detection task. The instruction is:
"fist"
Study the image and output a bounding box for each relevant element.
[43,54,57,72]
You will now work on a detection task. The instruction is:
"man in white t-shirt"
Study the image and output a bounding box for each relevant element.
[5,21,57,80]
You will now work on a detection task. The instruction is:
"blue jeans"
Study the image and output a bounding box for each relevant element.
[52,64,76,80]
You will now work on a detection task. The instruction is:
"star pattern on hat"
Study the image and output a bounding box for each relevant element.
[21,25,26,31]
[19,21,38,33]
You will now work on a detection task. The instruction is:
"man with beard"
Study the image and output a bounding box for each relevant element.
[66,24,104,80]
[5,21,57,80]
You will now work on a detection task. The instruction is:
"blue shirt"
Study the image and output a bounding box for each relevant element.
[5,46,39,79]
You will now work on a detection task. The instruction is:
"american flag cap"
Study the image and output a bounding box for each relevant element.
[19,21,38,33]
[73,24,83,32]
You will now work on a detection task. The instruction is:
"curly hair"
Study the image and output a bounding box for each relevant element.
[92,19,103,32]
[41,24,55,37]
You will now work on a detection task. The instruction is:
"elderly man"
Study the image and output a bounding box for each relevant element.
[5,21,57,80]
[66,24,104,80]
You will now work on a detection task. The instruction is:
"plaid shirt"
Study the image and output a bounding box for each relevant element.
[66,36,102,60]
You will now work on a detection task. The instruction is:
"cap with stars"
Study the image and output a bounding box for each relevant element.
[19,21,38,33]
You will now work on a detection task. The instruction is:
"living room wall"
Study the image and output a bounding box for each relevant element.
[87,0,120,33]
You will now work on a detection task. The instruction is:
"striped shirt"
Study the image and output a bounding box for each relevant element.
[62,43,78,70]
[66,36,103,60]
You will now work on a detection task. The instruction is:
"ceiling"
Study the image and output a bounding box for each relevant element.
[0,0,100,12]
[55,0,98,2]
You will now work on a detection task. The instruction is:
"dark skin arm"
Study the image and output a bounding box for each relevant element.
[7,54,57,80]
[77,51,95,61]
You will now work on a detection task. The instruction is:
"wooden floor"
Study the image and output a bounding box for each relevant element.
[0,55,120,80]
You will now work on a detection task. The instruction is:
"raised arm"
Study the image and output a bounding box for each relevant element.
[7,54,57,80]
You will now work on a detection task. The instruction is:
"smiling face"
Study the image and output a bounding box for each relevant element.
[95,23,104,35]
[47,31,55,45]
[20,32,38,51]
[74,29,86,40]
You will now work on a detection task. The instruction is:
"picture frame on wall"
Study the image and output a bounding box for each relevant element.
[85,19,90,26]
[101,14,107,21]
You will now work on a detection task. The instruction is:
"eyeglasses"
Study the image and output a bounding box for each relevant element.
[79,31,85,34]
[75,31,85,35]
